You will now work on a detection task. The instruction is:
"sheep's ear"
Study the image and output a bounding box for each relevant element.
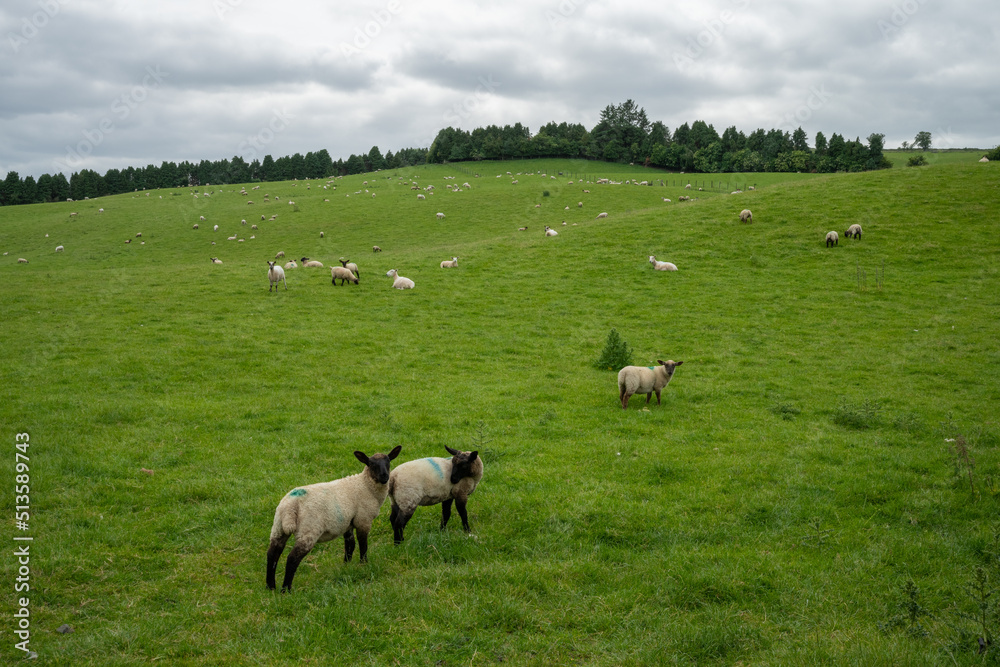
[445,445,460,456]
[387,445,402,460]
[468,451,479,462]
[354,451,370,465]
[675,361,684,366]
[657,359,667,366]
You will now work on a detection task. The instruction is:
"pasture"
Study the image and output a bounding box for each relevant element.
[1,155,998,664]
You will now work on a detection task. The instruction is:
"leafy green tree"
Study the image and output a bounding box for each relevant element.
[792,127,809,151]
[1,171,23,206]
[367,146,386,171]
[914,131,932,151]
[814,132,828,156]
[21,175,38,203]
[260,155,275,181]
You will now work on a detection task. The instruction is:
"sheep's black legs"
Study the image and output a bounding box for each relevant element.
[281,542,312,592]
[654,389,662,405]
[357,530,369,562]
[620,387,629,409]
[455,498,471,532]
[392,508,414,545]
[343,529,356,562]
[266,536,289,590]
[440,499,453,529]
[646,392,653,404]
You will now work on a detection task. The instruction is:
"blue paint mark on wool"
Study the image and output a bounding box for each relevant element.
[289,488,307,497]
[424,458,444,479]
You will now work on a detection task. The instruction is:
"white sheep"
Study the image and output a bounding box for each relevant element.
[388,446,484,545]
[440,257,458,268]
[268,261,287,291]
[284,260,297,270]
[17,258,28,264]
[544,226,558,237]
[617,360,684,409]
[331,266,359,285]
[55,245,64,253]
[228,235,238,241]
[135,232,142,238]
[386,269,414,289]
[193,224,199,229]
[98,208,104,213]
[436,212,445,219]
[300,257,324,268]
[320,232,324,238]
[275,251,285,259]
[372,245,382,253]
[338,258,360,279]
[214,225,219,231]
[211,257,223,264]
[200,215,206,221]
[266,446,402,592]
[648,255,677,271]
[596,212,608,219]
[417,194,425,200]
[844,224,862,240]
[739,209,753,224]
[826,231,839,247]
[252,224,258,230]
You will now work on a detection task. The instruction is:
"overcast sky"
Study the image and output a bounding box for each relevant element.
[1,0,997,179]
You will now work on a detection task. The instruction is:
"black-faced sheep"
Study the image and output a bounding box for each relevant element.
[266,446,402,592]
[844,224,862,240]
[339,258,360,279]
[826,231,839,247]
[739,209,753,223]
[617,360,684,409]
[331,266,359,285]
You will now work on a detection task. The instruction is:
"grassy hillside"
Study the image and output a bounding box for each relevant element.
[1,158,998,665]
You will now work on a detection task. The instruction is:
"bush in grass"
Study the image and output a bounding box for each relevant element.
[542,190,550,197]
[832,397,882,429]
[594,328,632,371]
[907,154,928,167]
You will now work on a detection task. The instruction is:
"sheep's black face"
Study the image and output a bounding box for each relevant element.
[448,451,480,484]
[367,455,392,484]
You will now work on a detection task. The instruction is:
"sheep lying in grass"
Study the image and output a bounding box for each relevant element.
[617,360,684,409]
[739,209,753,223]
[268,261,287,291]
[388,446,483,545]
[331,266,359,285]
[544,226,558,237]
[267,446,402,592]
[284,260,297,270]
[339,258,359,279]
[300,257,324,268]
[440,257,458,268]
[844,223,862,240]
[826,231,839,247]
[211,257,223,264]
[386,269,414,289]
[55,245,64,253]
[648,255,677,271]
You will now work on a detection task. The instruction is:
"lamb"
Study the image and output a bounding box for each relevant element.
[55,245,64,253]
[617,360,684,409]
[417,194,425,200]
[193,224,199,229]
[544,226,558,237]
[251,225,258,230]
[300,257,324,268]
[518,226,528,232]
[648,255,677,271]
[70,212,78,217]
[266,446,402,592]
[844,223,862,240]
[320,232,324,238]
[388,446,484,545]
[825,231,839,247]
[200,215,206,221]
[284,260,297,270]
[386,269,414,289]
[98,208,104,213]
[17,258,28,263]
[331,266,359,285]
[211,257,223,264]
[228,235,238,241]
[739,209,753,223]
[372,245,382,253]
[214,225,219,231]
[268,261,287,291]
[596,212,608,219]
[436,212,445,219]
[275,251,285,259]
[339,258,360,279]
[440,257,458,268]
[135,232,142,238]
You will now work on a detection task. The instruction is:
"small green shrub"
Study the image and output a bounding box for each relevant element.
[907,154,928,167]
[594,328,632,371]
[542,190,550,197]
[832,397,882,429]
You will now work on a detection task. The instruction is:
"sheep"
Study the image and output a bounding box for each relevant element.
[125,239,131,244]
[372,245,382,253]
[386,269,414,289]
[300,257,324,268]
[331,266,359,285]
[275,251,285,259]
[320,232,324,238]
[578,202,583,207]
[844,223,862,240]
[417,194,425,200]
[825,231,839,247]
[436,212,445,219]
[268,261,287,291]
[338,258,360,279]
[98,208,104,213]
[617,360,684,409]
[193,224,199,229]
[211,257,223,264]
[284,260,297,270]
[70,212,78,217]
[596,212,608,219]
[135,232,142,238]
[252,224,258,230]
[518,226,528,232]
[266,446,402,592]
[388,446,484,545]
[214,225,219,231]
[55,245,64,253]
[739,209,753,224]
[648,255,677,271]
[685,183,692,190]
[200,215,206,221]
[440,257,458,268]
[228,235,238,241]
[544,226,558,237]
[17,258,28,263]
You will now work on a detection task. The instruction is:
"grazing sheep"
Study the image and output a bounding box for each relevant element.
[17,258,28,263]
[98,208,104,213]
[70,212,78,217]
[739,209,753,224]
[214,225,219,231]
[436,212,445,219]
[211,257,223,264]
[685,184,692,190]
[228,235,238,241]
[320,232,324,238]
[193,224,199,229]
[417,194,425,200]
[125,239,131,244]
[135,232,142,238]
[649,255,677,271]
[266,446,402,592]
[596,212,608,219]
[617,360,684,409]
[55,245,64,253]
[440,257,458,268]
[300,257,324,268]
[388,446,484,545]
[251,224,258,230]
[544,226,558,237]
[284,260,297,270]
[338,258,360,279]
[372,245,382,253]
[386,269,414,289]
[845,224,862,240]
[268,261,287,291]
[825,231,839,247]
[275,251,285,259]
[518,226,528,232]
[331,266,359,286]
[578,202,583,207]
[200,215,206,221]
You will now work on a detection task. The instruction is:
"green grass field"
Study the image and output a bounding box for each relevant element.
[2,157,999,665]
